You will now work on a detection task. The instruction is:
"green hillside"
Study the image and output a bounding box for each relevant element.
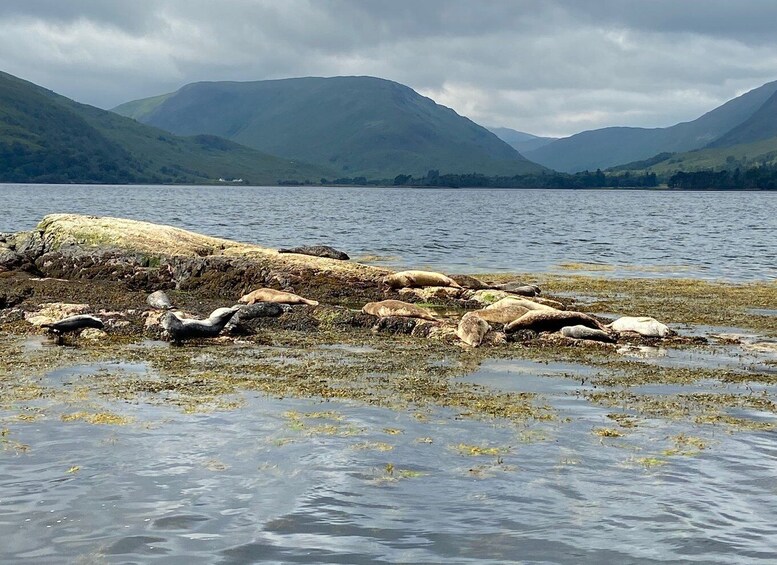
[525,80,777,172]
[708,90,777,148]
[113,76,545,178]
[0,71,332,184]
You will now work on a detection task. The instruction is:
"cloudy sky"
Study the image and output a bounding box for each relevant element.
[1,0,776,138]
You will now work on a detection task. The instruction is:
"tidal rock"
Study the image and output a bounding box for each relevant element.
[398,286,464,301]
[147,290,174,310]
[373,316,418,334]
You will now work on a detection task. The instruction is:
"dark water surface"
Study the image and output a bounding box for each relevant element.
[2,184,775,281]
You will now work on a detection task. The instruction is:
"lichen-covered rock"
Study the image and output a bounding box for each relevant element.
[398,286,464,301]
[25,303,91,327]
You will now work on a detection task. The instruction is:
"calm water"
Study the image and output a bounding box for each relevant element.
[1,184,775,281]
[3,184,777,563]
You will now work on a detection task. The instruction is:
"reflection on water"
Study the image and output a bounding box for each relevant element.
[3,361,777,563]
[2,184,776,281]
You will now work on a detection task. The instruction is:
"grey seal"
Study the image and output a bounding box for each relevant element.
[560,325,615,343]
[278,245,349,260]
[161,306,240,343]
[41,314,104,344]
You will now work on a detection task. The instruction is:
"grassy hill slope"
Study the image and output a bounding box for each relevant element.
[708,90,777,149]
[0,71,332,184]
[114,76,545,178]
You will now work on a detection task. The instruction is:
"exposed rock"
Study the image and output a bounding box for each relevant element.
[398,286,464,301]
[373,316,418,334]
[25,303,91,327]
[147,290,173,309]
[80,328,108,341]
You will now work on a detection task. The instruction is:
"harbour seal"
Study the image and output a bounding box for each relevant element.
[41,314,104,334]
[608,316,673,338]
[560,325,615,343]
[504,310,606,334]
[362,299,437,321]
[456,312,491,347]
[449,274,491,290]
[472,303,530,325]
[487,296,557,312]
[41,314,105,344]
[161,306,240,343]
[278,245,350,261]
[224,302,287,335]
[147,290,174,310]
[383,270,462,289]
[493,281,541,296]
[239,288,319,306]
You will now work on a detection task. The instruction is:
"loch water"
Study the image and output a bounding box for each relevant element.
[1,184,776,281]
[2,184,777,563]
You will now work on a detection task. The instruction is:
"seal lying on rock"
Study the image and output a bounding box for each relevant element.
[224,302,287,335]
[504,310,605,333]
[161,306,240,343]
[449,274,491,290]
[456,312,491,347]
[608,316,673,338]
[560,325,615,343]
[362,299,437,321]
[41,314,104,339]
[486,296,557,312]
[278,245,350,261]
[383,270,462,289]
[492,282,541,296]
[472,303,530,325]
[239,288,319,306]
[147,290,173,310]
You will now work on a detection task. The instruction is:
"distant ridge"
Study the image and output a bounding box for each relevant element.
[524,80,777,172]
[488,127,557,154]
[0,70,331,184]
[113,76,546,178]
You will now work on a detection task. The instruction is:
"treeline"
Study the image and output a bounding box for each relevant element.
[668,167,777,190]
[326,169,658,188]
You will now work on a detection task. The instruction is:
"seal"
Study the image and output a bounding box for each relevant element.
[449,274,491,290]
[239,288,319,306]
[456,311,491,347]
[224,302,287,335]
[41,314,104,344]
[504,310,605,333]
[161,306,240,343]
[560,325,615,343]
[608,316,673,338]
[472,303,530,325]
[362,299,437,321]
[487,296,557,312]
[147,290,173,310]
[493,281,541,296]
[383,270,462,289]
[278,245,349,261]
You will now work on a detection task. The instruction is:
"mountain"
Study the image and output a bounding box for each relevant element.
[524,80,777,172]
[113,76,545,178]
[0,70,332,184]
[488,127,557,154]
[708,90,777,148]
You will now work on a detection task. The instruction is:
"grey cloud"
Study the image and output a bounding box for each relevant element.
[0,0,775,137]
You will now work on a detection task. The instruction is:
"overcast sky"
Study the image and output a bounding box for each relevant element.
[1,0,776,138]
